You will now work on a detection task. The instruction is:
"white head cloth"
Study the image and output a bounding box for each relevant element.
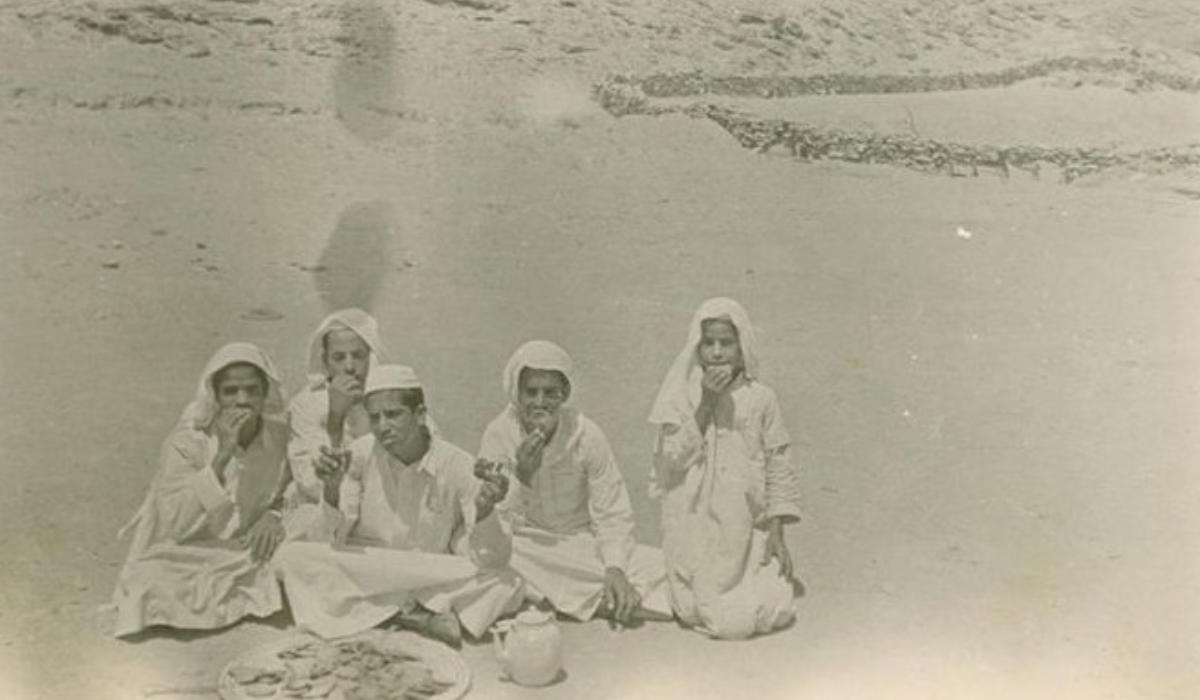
[119,342,284,543]
[365,364,423,396]
[502,340,573,406]
[305,308,390,389]
[179,342,287,431]
[648,297,759,427]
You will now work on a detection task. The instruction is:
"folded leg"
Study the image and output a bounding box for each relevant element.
[510,529,671,621]
[274,541,477,639]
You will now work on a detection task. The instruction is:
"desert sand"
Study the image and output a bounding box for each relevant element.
[1,0,1199,698]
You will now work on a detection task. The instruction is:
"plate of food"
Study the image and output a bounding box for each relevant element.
[218,629,470,700]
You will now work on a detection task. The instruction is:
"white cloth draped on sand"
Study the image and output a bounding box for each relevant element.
[110,343,290,637]
[649,297,800,639]
[276,435,523,639]
[479,341,671,620]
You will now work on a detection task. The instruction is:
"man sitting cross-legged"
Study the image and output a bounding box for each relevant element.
[275,365,522,646]
[478,340,672,627]
[110,342,291,637]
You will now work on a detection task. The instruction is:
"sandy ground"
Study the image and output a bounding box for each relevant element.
[2,1,1200,698]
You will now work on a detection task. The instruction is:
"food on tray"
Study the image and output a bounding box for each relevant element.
[227,637,456,699]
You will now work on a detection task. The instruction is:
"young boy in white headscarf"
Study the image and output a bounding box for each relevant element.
[649,298,801,639]
[274,365,521,647]
[110,343,291,636]
[479,340,672,627]
[286,308,390,504]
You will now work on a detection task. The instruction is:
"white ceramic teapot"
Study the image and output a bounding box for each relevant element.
[492,609,563,686]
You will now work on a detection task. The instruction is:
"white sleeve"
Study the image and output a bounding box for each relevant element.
[287,390,331,503]
[152,430,235,543]
[584,428,636,571]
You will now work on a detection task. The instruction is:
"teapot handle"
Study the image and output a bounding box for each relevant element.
[491,620,514,679]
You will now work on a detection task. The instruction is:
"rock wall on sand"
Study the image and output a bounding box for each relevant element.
[595,58,1200,182]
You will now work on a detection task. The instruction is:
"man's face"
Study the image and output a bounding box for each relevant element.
[697,319,743,370]
[323,329,370,384]
[213,364,267,416]
[365,390,425,457]
[517,368,569,435]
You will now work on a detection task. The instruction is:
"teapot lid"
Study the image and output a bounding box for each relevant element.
[515,608,555,626]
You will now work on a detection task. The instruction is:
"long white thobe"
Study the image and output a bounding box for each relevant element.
[111,419,290,636]
[276,435,523,639]
[479,405,671,621]
[653,378,799,639]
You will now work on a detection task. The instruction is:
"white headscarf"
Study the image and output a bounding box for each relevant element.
[119,342,286,542]
[502,340,574,406]
[178,342,287,431]
[365,364,423,395]
[304,308,390,389]
[648,297,760,427]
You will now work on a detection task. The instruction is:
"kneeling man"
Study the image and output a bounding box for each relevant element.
[479,341,672,626]
[276,365,520,646]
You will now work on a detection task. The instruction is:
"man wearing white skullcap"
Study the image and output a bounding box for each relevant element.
[275,365,522,647]
[478,341,672,627]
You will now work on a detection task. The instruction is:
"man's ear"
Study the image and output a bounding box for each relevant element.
[561,379,572,403]
[416,404,428,423]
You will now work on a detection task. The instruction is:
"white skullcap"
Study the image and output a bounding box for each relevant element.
[365,364,422,395]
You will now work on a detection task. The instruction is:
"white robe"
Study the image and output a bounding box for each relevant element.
[649,297,800,639]
[111,343,291,637]
[479,405,671,621]
[276,436,524,639]
[653,379,798,639]
[112,419,290,636]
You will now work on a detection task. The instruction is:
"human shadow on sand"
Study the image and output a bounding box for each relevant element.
[312,199,395,313]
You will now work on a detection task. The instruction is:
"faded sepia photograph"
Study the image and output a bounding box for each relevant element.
[1,0,1198,698]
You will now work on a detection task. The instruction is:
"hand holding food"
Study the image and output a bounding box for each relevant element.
[215,407,253,455]
[700,364,735,397]
[314,445,349,483]
[327,373,364,419]
[513,430,547,487]
[472,459,510,518]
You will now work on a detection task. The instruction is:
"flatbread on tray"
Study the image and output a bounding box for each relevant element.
[218,630,470,700]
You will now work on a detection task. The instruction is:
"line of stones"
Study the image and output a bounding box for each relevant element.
[696,104,1200,182]
[605,56,1200,100]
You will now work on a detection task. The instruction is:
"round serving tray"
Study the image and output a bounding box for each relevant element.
[217,629,470,700]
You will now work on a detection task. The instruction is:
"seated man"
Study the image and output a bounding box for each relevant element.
[479,340,672,626]
[275,365,521,646]
[287,308,389,505]
[110,343,290,637]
